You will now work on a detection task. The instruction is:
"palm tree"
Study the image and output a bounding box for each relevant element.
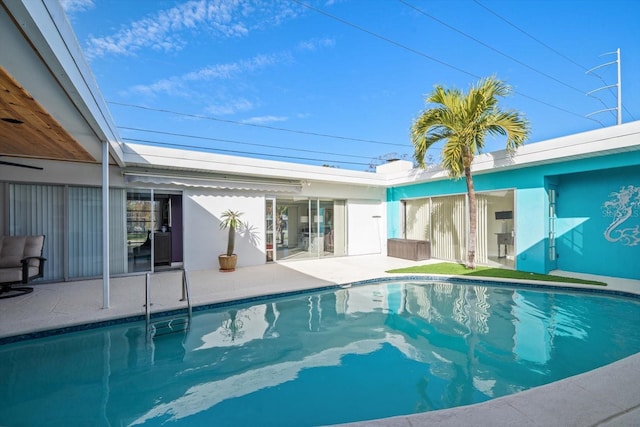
[410,76,529,268]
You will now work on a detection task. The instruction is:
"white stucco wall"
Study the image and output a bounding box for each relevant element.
[297,181,385,201]
[183,189,267,271]
[181,182,387,271]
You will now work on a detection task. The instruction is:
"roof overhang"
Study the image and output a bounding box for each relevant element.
[0,0,125,169]
[0,66,94,162]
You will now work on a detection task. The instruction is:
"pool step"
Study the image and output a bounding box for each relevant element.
[148,316,190,337]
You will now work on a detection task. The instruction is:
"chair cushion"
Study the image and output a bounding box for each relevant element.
[23,235,45,267]
[0,267,23,283]
[0,235,45,268]
[0,236,26,268]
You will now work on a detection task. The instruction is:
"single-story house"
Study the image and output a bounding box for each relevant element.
[1,0,638,308]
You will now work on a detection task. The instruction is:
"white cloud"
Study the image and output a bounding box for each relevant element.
[129,52,287,96]
[206,99,255,115]
[84,0,302,59]
[60,0,95,14]
[297,37,336,52]
[129,78,186,97]
[242,115,288,124]
[183,53,284,82]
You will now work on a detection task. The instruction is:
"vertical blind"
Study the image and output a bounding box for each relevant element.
[9,184,65,281]
[476,195,489,265]
[404,198,430,241]
[403,194,500,265]
[431,195,467,262]
[109,189,128,274]
[68,186,102,278]
[10,184,128,281]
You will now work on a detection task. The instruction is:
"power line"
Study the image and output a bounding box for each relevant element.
[292,0,601,124]
[290,0,478,79]
[472,0,634,121]
[119,126,405,160]
[125,127,640,172]
[399,0,588,96]
[109,101,408,148]
[122,137,374,167]
[472,0,587,71]
[398,0,612,122]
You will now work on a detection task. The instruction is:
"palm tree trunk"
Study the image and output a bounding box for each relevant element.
[227,227,235,256]
[465,165,477,269]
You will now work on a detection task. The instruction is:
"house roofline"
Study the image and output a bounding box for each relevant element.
[121,121,640,188]
[383,121,640,186]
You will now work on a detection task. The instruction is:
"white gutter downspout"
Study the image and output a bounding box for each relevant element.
[102,140,110,308]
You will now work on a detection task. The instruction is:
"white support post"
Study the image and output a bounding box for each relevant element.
[102,140,110,309]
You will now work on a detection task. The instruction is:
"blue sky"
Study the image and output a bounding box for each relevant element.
[61,0,640,171]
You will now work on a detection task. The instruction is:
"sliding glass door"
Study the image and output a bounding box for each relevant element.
[402,190,515,268]
[126,190,154,272]
[268,198,346,261]
[126,190,183,273]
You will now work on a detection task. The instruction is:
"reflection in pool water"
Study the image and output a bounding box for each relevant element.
[1,281,639,426]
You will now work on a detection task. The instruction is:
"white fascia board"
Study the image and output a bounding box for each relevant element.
[5,0,125,165]
[122,143,389,187]
[384,121,640,186]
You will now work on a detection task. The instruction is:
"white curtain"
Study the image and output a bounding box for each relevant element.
[10,184,128,280]
[69,187,129,277]
[430,195,467,262]
[403,195,467,262]
[404,198,430,240]
[68,187,102,278]
[9,184,65,281]
[476,195,489,265]
[109,189,128,274]
[333,200,346,256]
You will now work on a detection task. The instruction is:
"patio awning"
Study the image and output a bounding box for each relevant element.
[124,172,303,193]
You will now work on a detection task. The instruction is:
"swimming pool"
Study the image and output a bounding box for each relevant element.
[1,279,639,426]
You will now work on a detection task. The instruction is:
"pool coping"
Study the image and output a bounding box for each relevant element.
[3,273,638,343]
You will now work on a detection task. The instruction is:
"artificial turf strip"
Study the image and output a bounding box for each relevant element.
[386,262,607,286]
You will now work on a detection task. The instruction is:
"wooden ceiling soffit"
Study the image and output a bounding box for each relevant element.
[0,66,95,162]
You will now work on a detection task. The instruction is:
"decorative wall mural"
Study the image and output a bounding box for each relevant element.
[602,185,640,246]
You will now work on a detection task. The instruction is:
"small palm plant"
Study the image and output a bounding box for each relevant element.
[220,210,244,256]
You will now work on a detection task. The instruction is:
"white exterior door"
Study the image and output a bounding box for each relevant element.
[347,200,384,255]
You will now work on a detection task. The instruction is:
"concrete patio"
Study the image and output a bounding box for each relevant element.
[1,255,639,426]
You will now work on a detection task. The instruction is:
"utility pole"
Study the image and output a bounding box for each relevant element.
[586,48,621,125]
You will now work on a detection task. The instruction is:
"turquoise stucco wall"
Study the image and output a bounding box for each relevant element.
[387,149,640,277]
[555,165,640,279]
[515,187,547,274]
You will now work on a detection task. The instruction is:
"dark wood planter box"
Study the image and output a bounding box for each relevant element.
[387,238,431,261]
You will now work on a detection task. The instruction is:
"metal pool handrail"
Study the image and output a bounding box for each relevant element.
[145,270,193,340]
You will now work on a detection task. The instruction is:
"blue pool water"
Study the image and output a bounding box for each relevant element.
[1,280,640,426]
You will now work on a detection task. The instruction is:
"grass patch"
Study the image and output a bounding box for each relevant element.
[386,262,607,286]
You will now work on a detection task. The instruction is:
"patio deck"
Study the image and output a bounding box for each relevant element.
[1,255,638,426]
